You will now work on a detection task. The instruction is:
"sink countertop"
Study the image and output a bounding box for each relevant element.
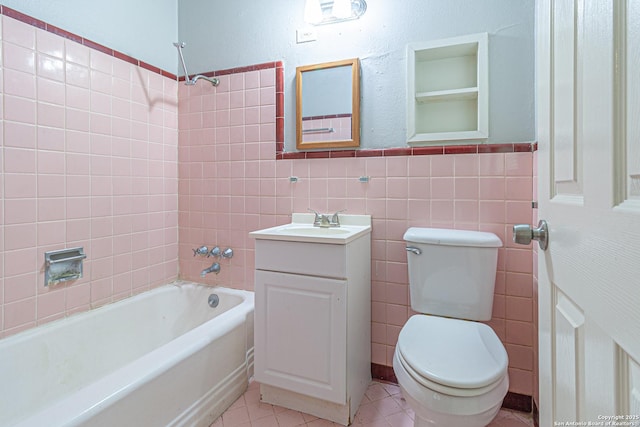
[249,213,371,244]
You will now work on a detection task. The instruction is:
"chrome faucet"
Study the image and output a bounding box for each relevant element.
[309,209,345,228]
[201,262,220,277]
[330,210,346,227]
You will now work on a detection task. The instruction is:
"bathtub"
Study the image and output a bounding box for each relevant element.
[0,282,254,427]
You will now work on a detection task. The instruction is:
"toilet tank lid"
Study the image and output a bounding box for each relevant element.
[404,227,502,248]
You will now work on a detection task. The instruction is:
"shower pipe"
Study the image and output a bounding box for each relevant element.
[173,42,220,87]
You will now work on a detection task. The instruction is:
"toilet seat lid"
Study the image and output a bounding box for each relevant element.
[397,315,508,389]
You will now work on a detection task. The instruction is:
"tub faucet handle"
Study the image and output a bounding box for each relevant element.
[208,246,221,258]
[222,248,233,259]
[193,246,209,257]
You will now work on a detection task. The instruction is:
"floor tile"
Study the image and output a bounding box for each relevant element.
[212,381,534,427]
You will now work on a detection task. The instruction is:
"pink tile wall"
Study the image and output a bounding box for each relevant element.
[178,66,536,397]
[0,16,179,337]
[177,65,282,286]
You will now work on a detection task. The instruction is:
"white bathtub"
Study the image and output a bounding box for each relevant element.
[0,282,254,427]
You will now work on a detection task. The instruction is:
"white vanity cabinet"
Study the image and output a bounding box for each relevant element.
[251,215,371,426]
[254,266,348,403]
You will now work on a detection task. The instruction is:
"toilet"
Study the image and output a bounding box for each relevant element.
[393,227,509,427]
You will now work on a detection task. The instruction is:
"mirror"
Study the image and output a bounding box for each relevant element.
[296,58,360,150]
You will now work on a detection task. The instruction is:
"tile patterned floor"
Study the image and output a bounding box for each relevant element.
[211,381,534,427]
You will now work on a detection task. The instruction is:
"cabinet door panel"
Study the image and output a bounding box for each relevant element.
[255,270,347,404]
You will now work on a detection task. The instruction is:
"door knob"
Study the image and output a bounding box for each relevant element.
[513,220,549,251]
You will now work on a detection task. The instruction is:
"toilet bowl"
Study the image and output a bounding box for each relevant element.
[394,315,508,427]
[395,228,508,427]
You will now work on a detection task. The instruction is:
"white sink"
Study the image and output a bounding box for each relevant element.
[277,226,351,236]
[249,213,371,244]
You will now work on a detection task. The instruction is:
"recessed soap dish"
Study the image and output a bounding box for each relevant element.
[44,247,87,287]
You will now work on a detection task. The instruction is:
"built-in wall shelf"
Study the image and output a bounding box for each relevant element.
[415,87,479,103]
[407,32,488,144]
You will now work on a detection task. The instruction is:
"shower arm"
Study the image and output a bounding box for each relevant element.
[173,42,219,87]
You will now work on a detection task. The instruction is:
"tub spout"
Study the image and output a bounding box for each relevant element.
[201,262,221,277]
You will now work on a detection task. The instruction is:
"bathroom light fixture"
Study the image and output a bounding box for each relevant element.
[332,0,352,19]
[304,0,323,24]
[304,0,367,25]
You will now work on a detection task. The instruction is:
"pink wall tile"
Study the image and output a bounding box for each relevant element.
[4,223,37,251]
[37,54,65,82]
[454,177,479,199]
[66,63,90,88]
[38,174,65,197]
[37,221,66,246]
[5,95,36,123]
[4,298,36,331]
[386,157,408,177]
[454,154,479,176]
[479,177,506,200]
[3,42,35,73]
[506,153,532,176]
[4,147,36,173]
[4,273,37,303]
[506,177,533,201]
[38,197,66,221]
[479,201,506,224]
[454,200,479,223]
[508,368,534,396]
[431,177,454,199]
[430,155,455,177]
[3,15,35,47]
[37,289,66,321]
[506,320,534,347]
[4,199,36,225]
[4,247,38,277]
[37,103,65,129]
[36,28,64,59]
[506,296,534,322]
[5,122,36,149]
[506,343,534,371]
[4,68,36,98]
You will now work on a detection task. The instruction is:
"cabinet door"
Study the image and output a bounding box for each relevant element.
[255,270,347,404]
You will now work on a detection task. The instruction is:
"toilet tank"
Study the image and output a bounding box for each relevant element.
[404,227,502,321]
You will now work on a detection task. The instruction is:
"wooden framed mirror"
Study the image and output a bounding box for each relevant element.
[296,58,360,150]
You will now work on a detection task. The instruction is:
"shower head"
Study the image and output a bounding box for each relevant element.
[189,74,220,86]
[173,41,219,87]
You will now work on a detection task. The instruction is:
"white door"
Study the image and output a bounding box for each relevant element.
[537,1,640,425]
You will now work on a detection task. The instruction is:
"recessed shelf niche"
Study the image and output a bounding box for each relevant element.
[407,32,488,144]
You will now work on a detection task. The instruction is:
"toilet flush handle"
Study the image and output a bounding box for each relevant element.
[406,247,422,255]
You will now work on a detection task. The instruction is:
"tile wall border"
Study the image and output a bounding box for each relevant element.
[278,141,538,160]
